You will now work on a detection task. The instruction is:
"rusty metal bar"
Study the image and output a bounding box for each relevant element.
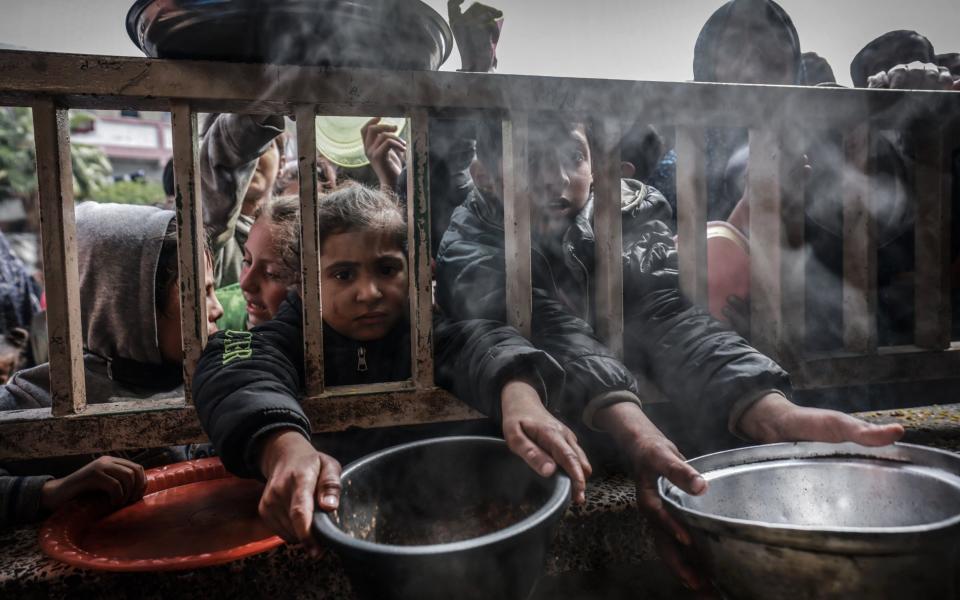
[748,128,785,358]
[406,109,434,388]
[1,51,953,130]
[591,117,624,358]
[0,389,483,461]
[32,100,86,416]
[170,102,207,401]
[913,125,952,350]
[502,114,533,337]
[676,126,709,307]
[295,106,325,396]
[842,124,878,354]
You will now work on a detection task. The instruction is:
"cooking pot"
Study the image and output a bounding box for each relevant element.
[313,436,570,600]
[127,0,452,70]
[659,441,960,599]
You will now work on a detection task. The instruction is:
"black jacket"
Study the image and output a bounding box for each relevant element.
[435,178,791,446]
[194,292,564,478]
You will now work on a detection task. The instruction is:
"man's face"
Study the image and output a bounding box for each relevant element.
[712,4,796,85]
[320,230,408,342]
[529,123,593,240]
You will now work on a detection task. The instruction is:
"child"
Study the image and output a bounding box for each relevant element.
[0,202,224,528]
[434,117,904,590]
[193,184,592,546]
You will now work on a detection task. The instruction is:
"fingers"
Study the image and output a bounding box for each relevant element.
[288,470,318,544]
[91,469,127,507]
[316,453,342,511]
[647,443,707,497]
[259,488,297,545]
[521,421,589,505]
[504,422,556,478]
[635,476,691,547]
[822,412,904,447]
[651,523,710,592]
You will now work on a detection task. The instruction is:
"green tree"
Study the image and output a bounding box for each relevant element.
[0,107,112,202]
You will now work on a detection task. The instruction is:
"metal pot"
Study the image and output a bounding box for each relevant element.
[659,442,960,599]
[313,436,571,600]
[126,0,452,71]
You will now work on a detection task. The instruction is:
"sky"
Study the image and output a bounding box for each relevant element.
[0,0,957,86]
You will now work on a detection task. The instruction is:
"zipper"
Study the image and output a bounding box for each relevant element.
[357,346,368,372]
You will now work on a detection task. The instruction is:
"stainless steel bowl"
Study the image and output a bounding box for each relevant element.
[127,0,453,71]
[659,442,960,599]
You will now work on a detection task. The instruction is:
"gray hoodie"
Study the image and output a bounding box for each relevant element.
[0,203,184,527]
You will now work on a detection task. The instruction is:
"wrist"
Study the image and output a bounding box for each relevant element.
[39,478,61,512]
[500,379,542,413]
[593,400,648,445]
[257,428,312,478]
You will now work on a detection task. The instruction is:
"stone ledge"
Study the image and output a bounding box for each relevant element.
[1,404,957,599]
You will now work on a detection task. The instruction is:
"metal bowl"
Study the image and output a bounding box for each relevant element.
[659,442,960,599]
[313,436,570,600]
[126,0,453,71]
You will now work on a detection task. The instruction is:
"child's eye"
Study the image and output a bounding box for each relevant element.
[333,270,353,282]
[571,150,586,164]
[379,265,400,277]
[241,258,251,268]
[265,270,284,281]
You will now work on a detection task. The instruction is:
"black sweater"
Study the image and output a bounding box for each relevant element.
[193,292,564,478]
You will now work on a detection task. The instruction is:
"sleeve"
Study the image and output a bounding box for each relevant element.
[436,208,639,423]
[193,291,310,479]
[200,113,286,250]
[621,220,792,443]
[0,469,53,529]
[432,314,565,422]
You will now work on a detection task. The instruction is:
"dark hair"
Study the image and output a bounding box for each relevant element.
[801,52,837,86]
[936,52,960,77]
[260,194,303,287]
[154,219,212,316]
[316,183,406,253]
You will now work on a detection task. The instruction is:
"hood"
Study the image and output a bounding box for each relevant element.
[850,30,935,88]
[75,202,175,365]
[693,0,803,84]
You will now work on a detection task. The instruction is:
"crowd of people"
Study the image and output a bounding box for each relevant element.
[1,0,957,592]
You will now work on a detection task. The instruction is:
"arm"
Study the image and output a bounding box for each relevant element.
[433,314,591,503]
[193,291,341,546]
[200,114,285,249]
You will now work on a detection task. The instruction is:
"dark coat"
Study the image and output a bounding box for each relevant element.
[435,178,791,447]
[193,292,564,478]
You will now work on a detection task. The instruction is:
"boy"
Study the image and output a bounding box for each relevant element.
[194,184,592,547]
[434,118,904,589]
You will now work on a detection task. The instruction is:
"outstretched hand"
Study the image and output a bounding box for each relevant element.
[257,429,342,553]
[40,455,148,511]
[594,402,711,591]
[868,61,958,90]
[736,392,905,446]
[361,117,406,194]
[500,380,592,504]
[448,0,504,73]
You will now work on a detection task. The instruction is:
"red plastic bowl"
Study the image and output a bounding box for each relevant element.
[40,457,283,572]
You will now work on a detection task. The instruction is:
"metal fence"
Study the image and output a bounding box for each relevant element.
[0,49,957,460]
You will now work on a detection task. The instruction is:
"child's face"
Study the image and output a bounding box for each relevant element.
[241,217,293,327]
[529,123,593,240]
[157,256,224,364]
[320,230,407,342]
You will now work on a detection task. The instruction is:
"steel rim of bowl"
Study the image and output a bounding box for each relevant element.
[126,0,453,66]
[658,441,960,539]
[314,436,572,556]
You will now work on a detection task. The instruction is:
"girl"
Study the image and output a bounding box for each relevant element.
[193,184,593,546]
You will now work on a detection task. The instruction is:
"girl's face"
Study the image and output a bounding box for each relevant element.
[320,230,408,341]
[157,256,224,364]
[240,217,293,327]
